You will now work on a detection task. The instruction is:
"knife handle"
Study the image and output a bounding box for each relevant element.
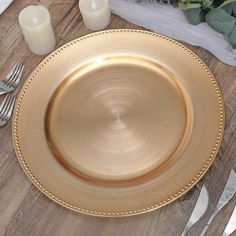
[199,209,219,236]
[199,224,209,236]
[180,224,192,236]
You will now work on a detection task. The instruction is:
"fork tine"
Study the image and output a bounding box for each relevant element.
[6,63,24,86]
[3,64,19,84]
[4,64,18,79]
[0,94,12,119]
[4,63,21,85]
[10,64,24,88]
[1,95,16,121]
[0,94,10,111]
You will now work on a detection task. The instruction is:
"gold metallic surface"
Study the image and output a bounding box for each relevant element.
[46,56,192,184]
[12,29,225,216]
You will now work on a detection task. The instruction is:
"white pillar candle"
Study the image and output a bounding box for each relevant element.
[79,0,111,31]
[18,5,56,56]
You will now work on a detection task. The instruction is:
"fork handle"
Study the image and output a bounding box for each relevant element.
[0,88,7,96]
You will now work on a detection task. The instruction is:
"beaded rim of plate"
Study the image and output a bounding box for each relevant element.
[13,29,225,217]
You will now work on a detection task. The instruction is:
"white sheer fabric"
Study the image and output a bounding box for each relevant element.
[110,0,236,66]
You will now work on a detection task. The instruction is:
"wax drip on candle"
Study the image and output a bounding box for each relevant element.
[91,0,97,10]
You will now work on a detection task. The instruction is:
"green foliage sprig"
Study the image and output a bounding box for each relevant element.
[183,0,236,51]
[142,0,236,52]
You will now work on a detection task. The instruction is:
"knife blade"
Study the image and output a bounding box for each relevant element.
[181,185,209,236]
[200,169,236,236]
[0,0,13,15]
[222,205,236,236]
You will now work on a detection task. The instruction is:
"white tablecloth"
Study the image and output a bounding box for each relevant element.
[110,0,236,67]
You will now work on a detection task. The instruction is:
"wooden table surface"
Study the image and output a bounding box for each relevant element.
[0,1,236,236]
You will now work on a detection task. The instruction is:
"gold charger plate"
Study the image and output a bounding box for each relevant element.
[12,29,225,217]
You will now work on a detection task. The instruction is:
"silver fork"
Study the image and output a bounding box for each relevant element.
[0,63,24,95]
[0,94,16,127]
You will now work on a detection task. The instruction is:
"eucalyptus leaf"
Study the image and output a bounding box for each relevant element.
[220,1,236,15]
[206,8,235,35]
[179,2,201,9]
[232,2,236,16]
[229,26,236,48]
[184,8,205,24]
[218,0,236,8]
[201,0,214,9]
[221,4,233,14]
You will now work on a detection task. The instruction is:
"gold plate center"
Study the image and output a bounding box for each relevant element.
[46,56,190,182]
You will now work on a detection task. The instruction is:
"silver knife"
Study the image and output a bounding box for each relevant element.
[181,185,209,236]
[222,205,236,236]
[0,0,13,15]
[200,169,236,236]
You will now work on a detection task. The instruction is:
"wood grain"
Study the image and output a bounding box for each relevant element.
[0,1,236,236]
